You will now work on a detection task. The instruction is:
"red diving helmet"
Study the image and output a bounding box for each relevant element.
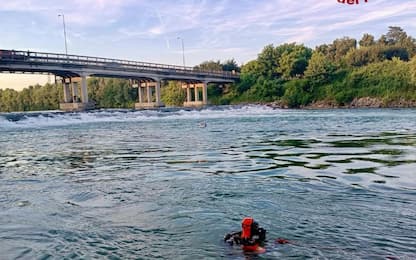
[241,217,255,239]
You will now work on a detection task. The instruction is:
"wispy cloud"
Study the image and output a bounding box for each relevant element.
[1,0,415,65]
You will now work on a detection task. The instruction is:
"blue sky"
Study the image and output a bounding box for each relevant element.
[1,0,416,89]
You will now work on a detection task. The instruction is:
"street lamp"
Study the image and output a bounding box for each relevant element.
[177,37,185,68]
[58,13,68,56]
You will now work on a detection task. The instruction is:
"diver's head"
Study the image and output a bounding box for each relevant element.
[241,217,257,239]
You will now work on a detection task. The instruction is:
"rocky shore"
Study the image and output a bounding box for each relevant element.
[266,97,416,109]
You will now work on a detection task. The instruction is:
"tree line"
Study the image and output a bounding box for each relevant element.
[1,26,416,112]
[221,26,416,107]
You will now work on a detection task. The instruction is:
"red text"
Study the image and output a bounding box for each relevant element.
[338,0,368,4]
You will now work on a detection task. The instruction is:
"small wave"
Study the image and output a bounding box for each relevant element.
[0,105,279,129]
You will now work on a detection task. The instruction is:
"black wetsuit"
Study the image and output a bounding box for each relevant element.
[224,227,266,246]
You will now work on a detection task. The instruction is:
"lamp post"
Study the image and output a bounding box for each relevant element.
[177,37,185,68]
[58,13,68,56]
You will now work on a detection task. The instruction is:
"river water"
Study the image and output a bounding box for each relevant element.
[0,106,415,259]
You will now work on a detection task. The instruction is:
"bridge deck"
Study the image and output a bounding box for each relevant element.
[0,49,239,82]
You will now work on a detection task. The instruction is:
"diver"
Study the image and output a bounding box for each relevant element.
[224,217,267,252]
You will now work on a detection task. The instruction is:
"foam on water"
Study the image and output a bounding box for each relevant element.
[0,105,280,129]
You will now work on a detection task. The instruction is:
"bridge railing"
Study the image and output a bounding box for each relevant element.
[0,49,239,79]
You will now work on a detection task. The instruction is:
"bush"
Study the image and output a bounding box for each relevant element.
[282,79,311,107]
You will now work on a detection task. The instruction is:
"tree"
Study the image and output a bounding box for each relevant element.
[161,81,186,106]
[194,60,222,71]
[316,44,330,55]
[276,44,312,79]
[305,51,335,86]
[359,33,375,47]
[379,26,416,57]
[410,56,416,85]
[282,79,311,107]
[237,60,262,93]
[377,35,388,46]
[222,59,240,72]
[385,26,407,45]
[383,46,409,61]
[327,37,357,63]
[257,44,279,78]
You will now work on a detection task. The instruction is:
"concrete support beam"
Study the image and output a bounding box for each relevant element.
[80,75,88,103]
[182,82,208,107]
[146,84,151,103]
[194,84,199,102]
[59,75,95,111]
[202,82,208,105]
[134,80,164,109]
[72,82,79,103]
[137,84,143,103]
[155,80,161,103]
[63,81,71,103]
[186,84,191,102]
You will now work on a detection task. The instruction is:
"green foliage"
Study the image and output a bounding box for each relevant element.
[345,58,412,95]
[161,81,186,106]
[323,37,357,64]
[247,77,285,102]
[89,78,136,108]
[238,60,262,93]
[194,60,222,71]
[411,56,416,85]
[359,34,375,47]
[231,26,416,108]
[282,79,311,107]
[222,59,240,72]
[0,83,62,112]
[257,44,279,78]
[305,52,335,87]
[335,89,355,105]
[345,45,409,67]
[194,59,241,73]
[385,26,408,46]
[276,44,312,79]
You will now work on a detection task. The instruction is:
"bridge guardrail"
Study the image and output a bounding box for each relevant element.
[0,49,239,79]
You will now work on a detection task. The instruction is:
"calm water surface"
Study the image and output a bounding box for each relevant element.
[0,106,415,259]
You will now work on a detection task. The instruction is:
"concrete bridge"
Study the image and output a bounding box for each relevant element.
[0,49,239,111]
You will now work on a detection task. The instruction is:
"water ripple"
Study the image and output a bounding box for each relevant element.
[1,108,416,258]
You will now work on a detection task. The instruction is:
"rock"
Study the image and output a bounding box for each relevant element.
[349,97,383,108]
[17,200,31,207]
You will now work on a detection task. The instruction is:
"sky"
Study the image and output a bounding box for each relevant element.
[1,0,416,90]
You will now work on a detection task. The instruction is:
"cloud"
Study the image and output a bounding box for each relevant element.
[1,0,415,65]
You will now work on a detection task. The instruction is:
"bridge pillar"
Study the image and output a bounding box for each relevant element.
[202,82,208,105]
[72,81,79,102]
[134,80,164,109]
[62,79,71,103]
[146,83,152,102]
[194,84,199,102]
[80,75,88,103]
[155,81,161,104]
[186,84,191,103]
[182,82,208,107]
[59,76,94,112]
[134,82,143,103]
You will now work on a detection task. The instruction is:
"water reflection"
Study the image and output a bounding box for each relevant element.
[1,108,416,259]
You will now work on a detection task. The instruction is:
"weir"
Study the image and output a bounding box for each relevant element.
[0,49,239,111]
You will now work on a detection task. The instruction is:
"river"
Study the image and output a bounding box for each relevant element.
[0,106,415,259]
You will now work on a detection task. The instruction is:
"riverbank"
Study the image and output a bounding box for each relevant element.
[265,96,416,109]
